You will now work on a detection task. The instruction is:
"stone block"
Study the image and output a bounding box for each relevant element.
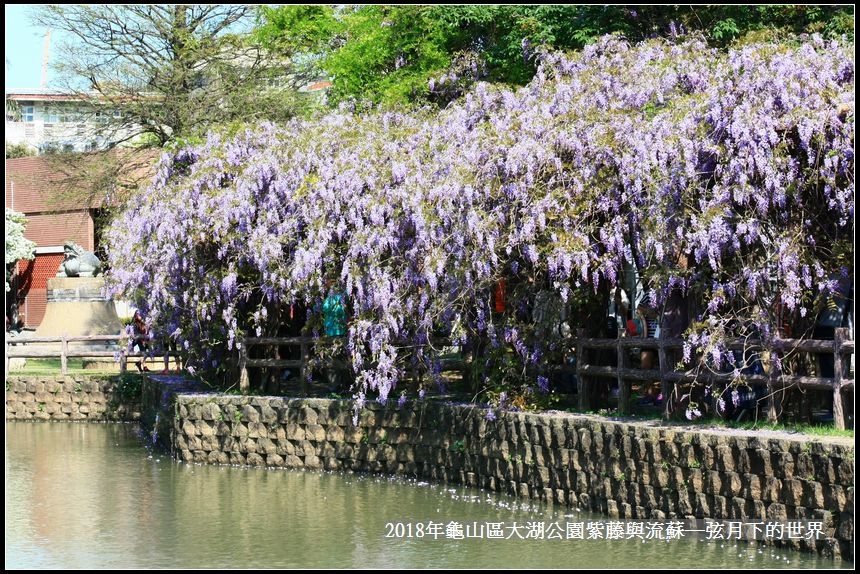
[823,485,846,510]
[742,474,761,500]
[715,446,734,472]
[325,426,345,442]
[762,476,782,502]
[260,404,279,424]
[266,453,285,467]
[197,420,216,437]
[783,478,804,507]
[286,423,306,441]
[721,472,742,498]
[766,502,788,522]
[27,381,45,393]
[257,437,277,455]
[207,451,229,465]
[730,496,750,519]
[772,451,795,479]
[246,453,265,466]
[803,481,825,509]
[305,424,326,442]
[712,495,728,518]
[241,404,260,423]
[835,460,853,485]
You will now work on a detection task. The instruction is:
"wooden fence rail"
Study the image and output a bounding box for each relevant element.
[12,328,849,428]
[242,328,854,429]
[5,334,183,377]
[574,327,854,429]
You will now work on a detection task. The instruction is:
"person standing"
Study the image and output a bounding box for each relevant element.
[322,278,348,392]
[131,310,150,372]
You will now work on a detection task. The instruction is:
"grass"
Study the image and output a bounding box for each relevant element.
[718,420,855,438]
[12,358,115,375]
[560,403,853,438]
[11,357,162,376]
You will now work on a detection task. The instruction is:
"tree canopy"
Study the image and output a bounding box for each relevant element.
[254,5,854,108]
[33,4,314,147]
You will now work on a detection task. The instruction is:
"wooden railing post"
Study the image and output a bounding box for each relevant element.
[766,344,779,424]
[658,335,671,420]
[617,332,628,415]
[60,334,68,375]
[833,328,846,430]
[576,329,588,411]
[411,346,420,393]
[300,341,309,396]
[238,341,250,393]
[120,347,127,373]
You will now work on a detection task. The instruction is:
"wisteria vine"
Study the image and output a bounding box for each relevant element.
[105,36,854,409]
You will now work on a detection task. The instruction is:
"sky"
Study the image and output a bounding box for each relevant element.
[5,4,66,91]
[5,5,257,92]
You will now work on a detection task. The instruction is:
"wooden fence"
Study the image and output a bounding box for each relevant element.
[5,334,183,376]
[240,328,854,429]
[574,327,854,429]
[9,329,850,428]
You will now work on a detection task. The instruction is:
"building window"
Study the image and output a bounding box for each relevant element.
[21,106,35,122]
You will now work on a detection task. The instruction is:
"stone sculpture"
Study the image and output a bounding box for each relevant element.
[56,241,103,278]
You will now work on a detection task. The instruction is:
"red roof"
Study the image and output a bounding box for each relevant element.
[5,150,159,214]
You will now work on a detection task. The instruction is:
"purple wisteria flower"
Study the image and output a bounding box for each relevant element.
[537,375,550,394]
[103,35,853,420]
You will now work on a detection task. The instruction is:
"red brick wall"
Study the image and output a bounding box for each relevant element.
[13,254,64,328]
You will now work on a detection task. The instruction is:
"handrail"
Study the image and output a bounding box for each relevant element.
[574,327,854,430]
[12,328,849,428]
[5,333,183,376]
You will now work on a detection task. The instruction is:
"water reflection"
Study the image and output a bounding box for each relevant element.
[5,423,851,569]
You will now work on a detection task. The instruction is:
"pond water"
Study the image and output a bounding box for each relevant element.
[5,422,850,569]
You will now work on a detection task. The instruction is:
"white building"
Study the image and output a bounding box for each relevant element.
[5,89,137,154]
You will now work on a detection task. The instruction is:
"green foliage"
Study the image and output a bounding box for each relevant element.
[255,5,338,55]
[5,142,35,159]
[256,5,854,109]
[33,5,306,146]
[114,373,143,403]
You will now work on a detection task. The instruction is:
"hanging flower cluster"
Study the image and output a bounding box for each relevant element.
[105,35,854,403]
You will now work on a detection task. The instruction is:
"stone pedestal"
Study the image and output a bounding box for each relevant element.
[34,277,123,346]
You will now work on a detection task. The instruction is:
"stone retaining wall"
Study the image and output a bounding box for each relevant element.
[6,376,853,560]
[171,394,854,559]
[5,375,142,421]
